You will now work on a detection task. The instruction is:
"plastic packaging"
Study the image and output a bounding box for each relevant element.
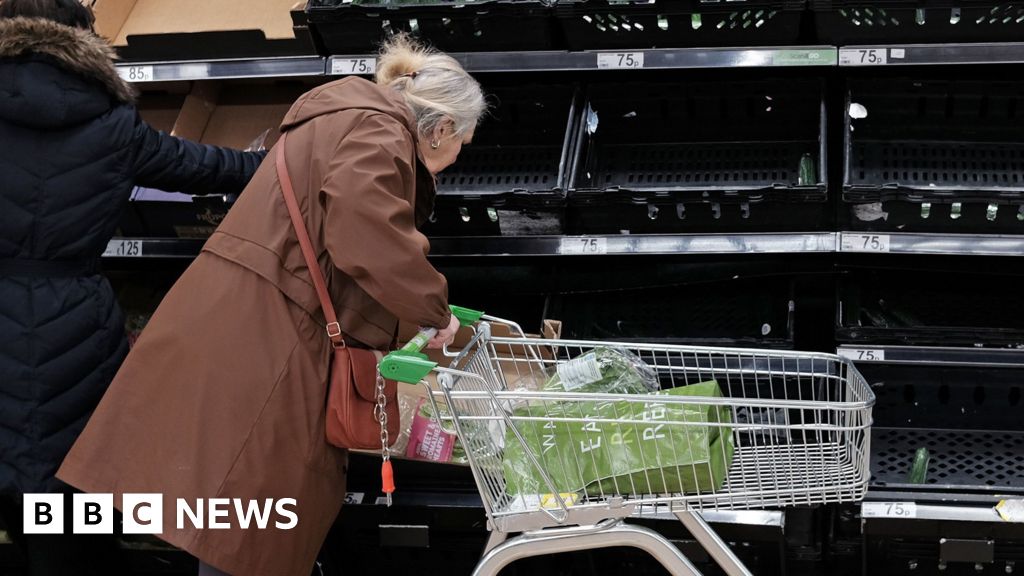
[542,347,659,395]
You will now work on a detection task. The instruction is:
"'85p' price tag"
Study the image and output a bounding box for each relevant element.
[118,65,154,82]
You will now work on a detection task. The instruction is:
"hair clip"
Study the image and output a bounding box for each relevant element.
[402,71,420,79]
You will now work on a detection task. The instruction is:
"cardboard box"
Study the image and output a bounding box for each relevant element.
[92,0,315,61]
[128,81,308,238]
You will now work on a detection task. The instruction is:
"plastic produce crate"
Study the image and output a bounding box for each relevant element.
[421,84,578,237]
[555,0,806,50]
[844,78,1024,234]
[858,361,1024,494]
[549,276,796,348]
[567,79,829,234]
[836,268,1024,348]
[813,0,1024,44]
[305,0,557,54]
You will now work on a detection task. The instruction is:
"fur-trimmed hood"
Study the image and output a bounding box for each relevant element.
[0,16,135,103]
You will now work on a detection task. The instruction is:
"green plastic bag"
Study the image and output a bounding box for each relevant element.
[504,380,734,497]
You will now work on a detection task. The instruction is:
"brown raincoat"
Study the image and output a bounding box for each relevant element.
[57,77,453,576]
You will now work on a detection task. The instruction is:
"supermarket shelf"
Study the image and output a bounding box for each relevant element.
[429,233,838,256]
[115,56,327,82]
[330,47,837,74]
[837,345,1024,368]
[839,43,1024,67]
[106,233,837,259]
[839,232,1024,257]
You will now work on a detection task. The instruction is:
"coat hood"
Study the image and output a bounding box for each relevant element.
[0,17,136,128]
[282,76,438,226]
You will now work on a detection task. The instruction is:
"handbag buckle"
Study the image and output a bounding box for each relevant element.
[326,322,346,348]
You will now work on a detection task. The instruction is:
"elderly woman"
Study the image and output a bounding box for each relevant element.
[57,35,485,576]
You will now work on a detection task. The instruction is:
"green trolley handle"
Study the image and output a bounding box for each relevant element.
[379,305,484,384]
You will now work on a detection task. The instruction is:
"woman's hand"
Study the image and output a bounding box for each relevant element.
[427,314,460,349]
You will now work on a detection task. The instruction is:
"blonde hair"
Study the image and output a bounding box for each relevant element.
[376,34,486,139]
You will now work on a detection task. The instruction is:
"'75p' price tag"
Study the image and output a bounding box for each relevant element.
[841,233,891,253]
[862,502,917,519]
[118,65,154,82]
[331,58,377,76]
[560,237,608,255]
[839,48,888,66]
[837,348,886,362]
[597,52,645,70]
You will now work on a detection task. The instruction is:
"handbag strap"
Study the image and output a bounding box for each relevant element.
[275,132,345,348]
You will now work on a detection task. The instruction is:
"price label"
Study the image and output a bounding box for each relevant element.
[862,502,917,519]
[331,58,376,76]
[343,492,365,505]
[560,237,608,255]
[839,48,888,66]
[597,52,645,70]
[841,233,891,253]
[103,239,144,258]
[118,65,154,82]
[838,348,886,362]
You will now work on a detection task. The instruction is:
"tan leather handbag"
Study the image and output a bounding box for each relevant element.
[274,133,400,452]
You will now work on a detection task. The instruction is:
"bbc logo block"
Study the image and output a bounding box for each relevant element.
[23,494,298,534]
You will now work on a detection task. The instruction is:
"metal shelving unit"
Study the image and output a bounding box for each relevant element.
[110,44,1024,83]
[839,43,1024,67]
[111,233,1024,258]
[105,233,838,260]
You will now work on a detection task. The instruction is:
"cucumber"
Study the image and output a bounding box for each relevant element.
[907,447,930,484]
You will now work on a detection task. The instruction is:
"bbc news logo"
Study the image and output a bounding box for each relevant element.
[23,494,298,534]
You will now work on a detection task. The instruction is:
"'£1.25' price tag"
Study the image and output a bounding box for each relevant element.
[103,239,143,258]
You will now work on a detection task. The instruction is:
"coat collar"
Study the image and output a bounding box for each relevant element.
[0,17,135,104]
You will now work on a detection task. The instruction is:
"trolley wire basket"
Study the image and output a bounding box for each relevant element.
[382,313,873,576]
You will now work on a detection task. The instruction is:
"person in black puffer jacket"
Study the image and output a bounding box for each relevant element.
[0,1,265,573]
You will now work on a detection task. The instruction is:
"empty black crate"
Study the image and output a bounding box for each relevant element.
[860,361,1024,494]
[813,1,1024,44]
[422,84,578,237]
[568,79,828,234]
[556,0,805,50]
[305,0,557,54]
[549,276,795,348]
[837,268,1024,348]
[844,78,1024,234]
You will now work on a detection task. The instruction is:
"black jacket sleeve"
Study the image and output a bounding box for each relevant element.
[130,115,266,196]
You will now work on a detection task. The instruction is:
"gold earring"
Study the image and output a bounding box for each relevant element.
[430,140,440,150]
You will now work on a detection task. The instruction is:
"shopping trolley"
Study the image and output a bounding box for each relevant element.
[381,310,874,576]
